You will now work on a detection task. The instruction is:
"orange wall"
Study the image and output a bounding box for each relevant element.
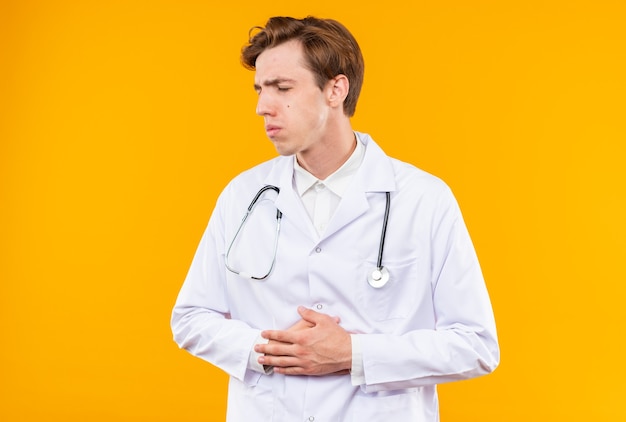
[1,1,625,420]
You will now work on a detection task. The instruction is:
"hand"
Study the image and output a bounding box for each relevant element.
[255,306,352,376]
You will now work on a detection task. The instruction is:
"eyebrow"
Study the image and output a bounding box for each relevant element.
[254,78,296,91]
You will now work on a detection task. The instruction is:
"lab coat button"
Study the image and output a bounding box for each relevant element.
[316,304,323,310]
[315,247,322,253]
[308,417,315,422]
[315,183,325,191]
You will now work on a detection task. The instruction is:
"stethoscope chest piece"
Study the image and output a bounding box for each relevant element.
[368,266,390,288]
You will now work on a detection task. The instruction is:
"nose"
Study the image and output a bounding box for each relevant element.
[256,91,274,116]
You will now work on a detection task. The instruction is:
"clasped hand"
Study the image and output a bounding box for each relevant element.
[255,306,352,376]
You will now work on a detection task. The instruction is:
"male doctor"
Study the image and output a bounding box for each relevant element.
[171,16,499,421]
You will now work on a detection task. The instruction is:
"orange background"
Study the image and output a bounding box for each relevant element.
[1,1,625,420]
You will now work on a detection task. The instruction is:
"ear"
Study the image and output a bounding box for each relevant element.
[327,74,350,108]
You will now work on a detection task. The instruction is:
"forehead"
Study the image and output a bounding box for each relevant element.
[254,40,313,84]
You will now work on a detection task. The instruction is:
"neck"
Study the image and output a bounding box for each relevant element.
[296,125,356,180]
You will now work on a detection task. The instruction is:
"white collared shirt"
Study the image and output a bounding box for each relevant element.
[293,136,365,236]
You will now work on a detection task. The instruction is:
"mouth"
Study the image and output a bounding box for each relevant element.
[265,125,281,138]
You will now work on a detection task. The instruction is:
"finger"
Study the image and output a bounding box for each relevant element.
[297,306,324,324]
[255,340,292,356]
[261,329,296,343]
[272,365,350,376]
[297,306,341,325]
[273,366,307,375]
[288,318,315,331]
[258,354,301,369]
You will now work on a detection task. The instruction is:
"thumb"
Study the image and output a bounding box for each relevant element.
[297,305,341,324]
[297,305,317,322]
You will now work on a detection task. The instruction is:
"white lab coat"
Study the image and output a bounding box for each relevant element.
[171,132,499,422]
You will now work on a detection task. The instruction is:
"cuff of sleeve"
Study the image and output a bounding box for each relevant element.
[350,334,365,386]
[248,335,273,374]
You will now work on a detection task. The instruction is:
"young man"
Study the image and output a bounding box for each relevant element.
[172,16,499,421]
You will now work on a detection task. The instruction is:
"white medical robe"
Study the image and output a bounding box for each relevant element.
[171,132,499,421]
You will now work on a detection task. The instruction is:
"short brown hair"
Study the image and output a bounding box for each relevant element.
[241,16,365,117]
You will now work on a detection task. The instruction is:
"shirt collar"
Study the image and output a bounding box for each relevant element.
[293,134,365,197]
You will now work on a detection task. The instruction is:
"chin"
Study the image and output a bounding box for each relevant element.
[274,147,296,157]
[270,139,295,157]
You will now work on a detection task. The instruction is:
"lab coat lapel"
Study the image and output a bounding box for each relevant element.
[322,134,396,240]
[263,156,319,241]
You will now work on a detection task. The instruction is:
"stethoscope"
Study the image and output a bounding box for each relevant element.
[225,185,391,288]
[225,185,282,280]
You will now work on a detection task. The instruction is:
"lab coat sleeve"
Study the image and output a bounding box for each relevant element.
[170,190,265,383]
[358,186,500,392]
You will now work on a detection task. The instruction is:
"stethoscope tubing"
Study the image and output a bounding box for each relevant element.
[225,185,391,287]
[225,185,281,280]
[376,191,391,271]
